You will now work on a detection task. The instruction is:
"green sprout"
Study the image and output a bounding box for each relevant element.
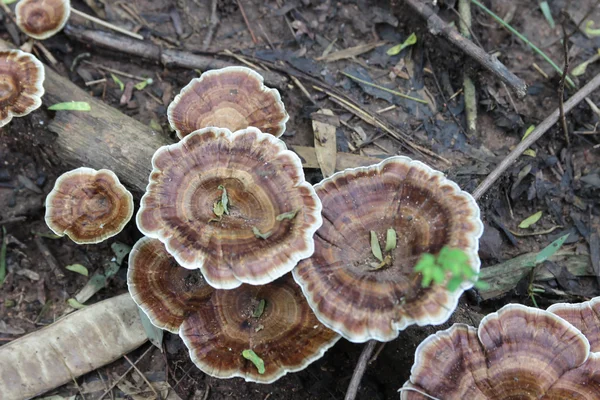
[414,246,488,292]
[276,209,299,221]
[369,228,397,270]
[242,349,265,374]
[209,185,229,223]
[252,226,272,240]
[252,299,266,318]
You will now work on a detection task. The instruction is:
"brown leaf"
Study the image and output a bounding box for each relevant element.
[312,109,337,178]
[316,41,386,62]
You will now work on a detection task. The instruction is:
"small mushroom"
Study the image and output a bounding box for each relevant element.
[127,237,340,383]
[45,167,134,244]
[0,49,44,128]
[15,0,71,40]
[293,156,483,342]
[137,126,321,289]
[548,296,600,352]
[401,304,600,399]
[167,66,289,139]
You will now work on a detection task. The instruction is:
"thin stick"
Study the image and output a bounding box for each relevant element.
[71,8,144,41]
[472,72,600,200]
[34,236,65,280]
[236,0,258,44]
[559,23,570,145]
[82,60,148,81]
[201,0,219,51]
[98,345,154,400]
[123,354,159,399]
[344,340,378,400]
[340,71,428,104]
[404,0,527,98]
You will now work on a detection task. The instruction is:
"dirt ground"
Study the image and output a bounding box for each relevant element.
[1,0,600,399]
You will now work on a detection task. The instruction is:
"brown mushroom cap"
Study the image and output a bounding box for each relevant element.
[0,49,44,128]
[137,126,322,289]
[45,167,134,244]
[292,156,483,342]
[16,0,71,40]
[167,66,289,139]
[127,237,214,333]
[548,297,600,352]
[127,237,340,383]
[401,304,600,399]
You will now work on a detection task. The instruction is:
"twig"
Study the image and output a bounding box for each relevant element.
[236,0,258,44]
[559,20,571,145]
[0,216,27,225]
[34,236,65,280]
[123,354,159,399]
[404,0,527,98]
[340,71,428,104]
[82,60,148,81]
[344,340,378,400]
[71,8,144,40]
[202,0,220,51]
[458,0,477,136]
[98,345,154,400]
[472,72,600,200]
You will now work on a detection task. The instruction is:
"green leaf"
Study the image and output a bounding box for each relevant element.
[584,21,600,37]
[0,227,6,286]
[138,307,163,350]
[518,211,543,228]
[414,253,435,272]
[2,0,18,4]
[447,276,463,292]
[539,1,555,29]
[473,279,490,290]
[431,268,445,284]
[213,202,225,218]
[252,299,266,318]
[242,349,265,374]
[522,125,535,140]
[65,264,88,277]
[535,233,570,265]
[218,185,229,214]
[387,33,417,56]
[32,231,63,239]
[252,227,272,240]
[48,102,91,111]
[111,242,132,266]
[437,247,468,270]
[370,231,383,262]
[67,298,86,309]
[385,228,397,252]
[134,78,153,91]
[111,73,124,91]
[276,210,299,221]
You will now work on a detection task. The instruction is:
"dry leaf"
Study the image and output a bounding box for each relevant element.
[312,109,337,178]
[316,41,385,62]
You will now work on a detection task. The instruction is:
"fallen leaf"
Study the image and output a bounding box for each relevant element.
[65,263,89,277]
[519,211,543,228]
[312,108,337,178]
[48,102,91,111]
[316,41,385,62]
[0,320,25,335]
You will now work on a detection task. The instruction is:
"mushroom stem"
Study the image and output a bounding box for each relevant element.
[70,8,143,41]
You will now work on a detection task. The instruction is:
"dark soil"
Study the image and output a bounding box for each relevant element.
[1,0,599,399]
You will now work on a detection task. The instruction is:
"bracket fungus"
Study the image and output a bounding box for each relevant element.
[0,49,44,128]
[127,237,340,383]
[401,304,600,399]
[548,296,600,352]
[137,126,322,289]
[45,167,134,244]
[293,156,483,342]
[167,66,289,139]
[15,0,71,40]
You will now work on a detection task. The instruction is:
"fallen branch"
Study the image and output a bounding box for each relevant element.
[403,0,528,98]
[345,340,378,400]
[472,71,600,200]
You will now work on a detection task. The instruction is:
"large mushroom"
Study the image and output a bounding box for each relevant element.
[127,237,340,383]
[293,156,483,342]
[0,49,44,128]
[400,304,600,399]
[167,66,289,139]
[15,0,71,40]
[45,167,134,244]
[548,296,600,352]
[137,126,322,289]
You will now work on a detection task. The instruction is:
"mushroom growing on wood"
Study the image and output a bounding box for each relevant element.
[45,167,134,244]
[0,49,44,128]
[401,304,600,399]
[127,237,340,383]
[137,126,321,289]
[167,66,289,139]
[293,156,483,342]
[548,296,600,352]
[15,0,71,40]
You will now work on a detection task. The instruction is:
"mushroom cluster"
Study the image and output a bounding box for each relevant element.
[401,303,600,399]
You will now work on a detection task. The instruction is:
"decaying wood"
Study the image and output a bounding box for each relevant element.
[63,25,289,90]
[0,294,147,400]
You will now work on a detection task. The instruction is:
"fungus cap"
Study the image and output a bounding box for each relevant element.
[15,0,71,40]
[45,167,134,244]
[0,49,44,128]
[548,297,600,352]
[137,126,322,289]
[167,66,289,139]
[127,237,340,383]
[292,156,483,342]
[401,304,600,399]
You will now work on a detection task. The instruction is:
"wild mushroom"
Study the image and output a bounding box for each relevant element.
[548,296,600,352]
[15,0,71,40]
[0,49,44,128]
[400,304,600,399]
[45,167,134,244]
[293,156,483,342]
[167,66,289,139]
[127,237,340,383]
[137,126,322,289]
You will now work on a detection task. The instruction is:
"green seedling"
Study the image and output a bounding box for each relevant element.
[387,33,417,56]
[276,209,299,221]
[209,185,229,222]
[48,102,91,111]
[242,349,265,374]
[252,299,266,318]
[252,227,272,240]
[414,246,488,291]
[369,228,397,270]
